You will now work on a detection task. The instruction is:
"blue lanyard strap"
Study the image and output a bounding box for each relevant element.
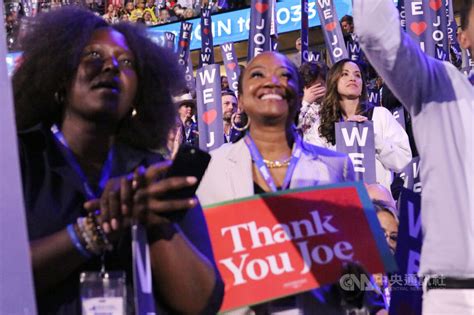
[244,130,303,192]
[51,124,114,200]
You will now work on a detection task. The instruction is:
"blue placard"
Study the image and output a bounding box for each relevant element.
[247,0,272,60]
[315,0,348,63]
[335,121,377,184]
[389,188,423,315]
[399,156,422,194]
[200,7,215,67]
[221,42,240,93]
[196,64,224,151]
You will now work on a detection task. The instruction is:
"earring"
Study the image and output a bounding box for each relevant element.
[54,91,64,105]
[132,108,137,117]
[231,112,250,132]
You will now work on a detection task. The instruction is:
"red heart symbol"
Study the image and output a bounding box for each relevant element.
[325,21,337,32]
[227,62,236,71]
[202,109,217,125]
[255,2,268,14]
[429,0,442,11]
[410,21,427,36]
[180,40,188,48]
[203,28,210,35]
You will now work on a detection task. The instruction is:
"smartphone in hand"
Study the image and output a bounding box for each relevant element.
[163,145,211,200]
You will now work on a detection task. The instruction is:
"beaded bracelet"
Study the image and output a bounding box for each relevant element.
[86,214,113,252]
[77,217,102,255]
[73,215,114,256]
[66,224,93,259]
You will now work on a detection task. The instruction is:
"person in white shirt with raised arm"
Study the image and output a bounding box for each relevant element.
[353,0,474,313]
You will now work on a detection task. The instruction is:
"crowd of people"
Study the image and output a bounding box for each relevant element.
[3,0,247,50]
[4,0,474,313]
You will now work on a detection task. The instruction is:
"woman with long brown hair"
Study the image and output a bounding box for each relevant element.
[306,59,411,192]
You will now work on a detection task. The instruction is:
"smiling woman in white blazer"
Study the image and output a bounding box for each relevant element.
[196,52,359,315]
[197,52,354,205]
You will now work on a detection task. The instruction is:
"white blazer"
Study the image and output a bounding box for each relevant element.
[197,137,355,207]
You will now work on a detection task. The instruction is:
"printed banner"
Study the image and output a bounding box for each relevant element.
[347,34,363,62]
[446,0,454,21]
[220,42,241,94]
[270,0,279,51]
[433,0,449,58]
[391,106,406,130]
[146,0,353,51]
[335,121,377,184]
[390,188,423,315]
[203,183,395,312]
[248,0,272,60]
[132,224,156,315]
[309,50,322,62]
[404,0,448,60]
[177,22,193,68]
[185,53,195,93]
[397,0,406,29]
[300,0,309,63]
[462,48,474,71]
[196,64,224,151]
[367,86,380,107]
[315,0,348,63]
[399,156,422,194]
[447,17,462,65]
[164,31,176,52]
[200,7,215,68]
[0,5,37,313]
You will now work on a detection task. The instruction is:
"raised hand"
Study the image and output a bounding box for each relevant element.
[303,83,326,104]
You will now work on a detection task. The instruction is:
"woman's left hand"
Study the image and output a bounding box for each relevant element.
[346,115,368,123]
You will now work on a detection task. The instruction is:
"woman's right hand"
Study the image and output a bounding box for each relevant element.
[303,83,326,104]
[84,161,199,234]
[132,161,198,227]
[83,172,135,237]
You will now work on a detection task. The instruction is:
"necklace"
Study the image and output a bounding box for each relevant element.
[262,156,291,169]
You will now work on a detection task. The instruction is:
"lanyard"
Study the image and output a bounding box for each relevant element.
[51,125,114,200]
[244,131,303,192]
[185,125,192,140]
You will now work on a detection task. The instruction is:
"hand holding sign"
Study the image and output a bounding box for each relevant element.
[346,115,368,123]
[335,121,377,183]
